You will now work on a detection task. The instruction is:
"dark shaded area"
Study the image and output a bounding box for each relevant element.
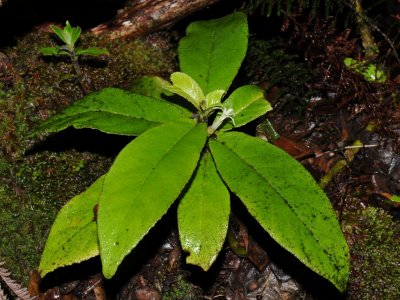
[0,0,126,46]
[29,128,133,157]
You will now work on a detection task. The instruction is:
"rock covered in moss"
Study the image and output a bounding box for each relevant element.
[343,206,400,300]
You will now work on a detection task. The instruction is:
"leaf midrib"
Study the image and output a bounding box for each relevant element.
[117,124,199,246]
[214,139,324,252]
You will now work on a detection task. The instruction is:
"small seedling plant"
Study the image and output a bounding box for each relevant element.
[343,57,386,83]
[34,13,349,292]
[40,21,109,93]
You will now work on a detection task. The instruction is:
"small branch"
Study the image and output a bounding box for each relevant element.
[70,53,91,94]
[342,0,400,64]
[319,140,366,188]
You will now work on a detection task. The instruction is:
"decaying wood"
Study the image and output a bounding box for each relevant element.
[91,0,222,39]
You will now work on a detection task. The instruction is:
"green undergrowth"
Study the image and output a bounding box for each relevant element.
[0,30,175,159]
[0,28,176,284]
[244,38,317,112]
[163,274,201,300]
[0,150,112,284]
[342,206,400,300]
[0,182,54,285]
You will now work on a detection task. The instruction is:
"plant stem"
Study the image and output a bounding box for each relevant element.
[70,52,91,94]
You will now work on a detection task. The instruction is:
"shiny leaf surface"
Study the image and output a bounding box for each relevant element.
[179,12,248,94]
[39,176,104,277]
[32,88,192,136]
[161,72,205,109]
[209,132,349,292]
[178,151,230,270]
[98,121,207,278]
[221,85,272,130]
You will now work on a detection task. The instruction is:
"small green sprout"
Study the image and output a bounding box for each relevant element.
[344,57,386,83]
[40,21,109,93]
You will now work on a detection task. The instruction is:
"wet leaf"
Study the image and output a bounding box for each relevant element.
[209,132,349,292]
[179,12,248,94]
[161,72,205,109]
[205,90,225,108]
[98,121,207,278]
[31,88,192,136]
[39,176,104,277]
[178,151,230,270]
[221,85,272,130]
[344,57,386,83]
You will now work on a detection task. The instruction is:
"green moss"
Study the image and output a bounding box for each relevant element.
[342,206,400,300]
[162,274,201,300]
[0,30,176,161]
[0,26,177,285]
[0,150,112,284]
[0,183,56,284]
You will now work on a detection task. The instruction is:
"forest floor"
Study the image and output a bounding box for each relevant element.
[0,1,399,299]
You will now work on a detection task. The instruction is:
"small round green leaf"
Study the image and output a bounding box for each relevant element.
[178,151,230,270]
[39,175,104,278]
[209,132,349,292]
[98,121,207,278]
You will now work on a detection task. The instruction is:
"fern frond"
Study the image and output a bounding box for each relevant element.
[0,262,35,300]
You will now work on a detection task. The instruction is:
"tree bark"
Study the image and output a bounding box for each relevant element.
[90,0,222,39]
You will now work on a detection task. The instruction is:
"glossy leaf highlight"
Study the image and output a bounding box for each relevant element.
[178,151,230,270]
[98,121,207,278]
[161,72,205,109]
[209,132,349,292]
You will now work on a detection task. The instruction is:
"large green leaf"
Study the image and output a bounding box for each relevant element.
[221,85,272,130]
[32,88,192,136]
[179,12,248,94]
[39,175,104,277]
[178,151,230,270]
[209,132,349,292]
[98,121,207,278]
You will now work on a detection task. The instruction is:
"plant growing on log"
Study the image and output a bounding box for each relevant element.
[40,21,109,93]
[33,12,349,292]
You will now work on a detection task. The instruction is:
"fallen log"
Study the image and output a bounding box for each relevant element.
[90,0,222,39]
